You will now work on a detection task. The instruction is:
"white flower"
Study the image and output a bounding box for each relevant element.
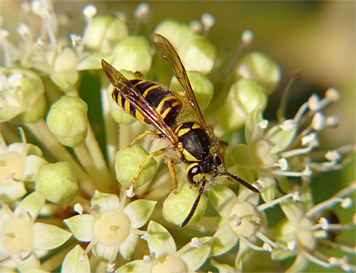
[64,191,156,272]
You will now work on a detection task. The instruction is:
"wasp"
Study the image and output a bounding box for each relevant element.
[101,33,259,228]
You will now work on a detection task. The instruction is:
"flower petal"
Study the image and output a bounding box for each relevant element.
[33,223,72,250]
[115,259,153,273]
[208,185,237,218]
[61,245,90,273]
[119,231,138,260]
[14,191,45,220]
[211,222,238,257]
[123,199,156,229]
[211,259,236,273]
[179,236,213,271]
[146,221,176,258]
[64,214,94,242]
[91,191,120,213]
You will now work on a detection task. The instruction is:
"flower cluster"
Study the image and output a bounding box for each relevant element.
[0,1,354,272]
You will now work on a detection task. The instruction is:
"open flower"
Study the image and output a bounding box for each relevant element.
[116,221,213,273]
[0,192,72,270]
[0,128,47,203]
[64,191,156,272]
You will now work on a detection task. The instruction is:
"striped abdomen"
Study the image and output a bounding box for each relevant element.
[112,79,182,128]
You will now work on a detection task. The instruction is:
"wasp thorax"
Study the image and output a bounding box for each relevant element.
[175,122,211,162]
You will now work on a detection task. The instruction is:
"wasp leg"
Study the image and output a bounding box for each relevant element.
[129,130,163,147]
[134,71,145,79]
[128,148,166,189]
[167,158,178,193]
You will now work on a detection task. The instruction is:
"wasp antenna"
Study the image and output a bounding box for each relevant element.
[223,172,259,193]
[180,180,207,228]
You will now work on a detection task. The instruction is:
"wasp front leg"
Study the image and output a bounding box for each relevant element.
[128,148,166,190]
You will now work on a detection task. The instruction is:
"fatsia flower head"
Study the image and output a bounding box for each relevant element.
[0,1,354,272]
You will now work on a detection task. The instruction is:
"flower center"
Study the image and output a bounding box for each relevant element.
[0,152,25,184]
[228,202,260,237]
[2,217,34,253]
[152,255,188,273]
[94,210,130,247]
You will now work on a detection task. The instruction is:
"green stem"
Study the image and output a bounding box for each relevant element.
[85,122,116,187]
[74,143,111,192]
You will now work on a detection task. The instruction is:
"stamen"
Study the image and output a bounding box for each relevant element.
[241,30,254,45]
[325,87,340,102]
[189,20,202,33]
[255,231,281,249]
[82,4,97,20]
[125,186,135,198]
[239,236,268,252]
[287,240,297,251]
[140,232,150,241]
[306,197,347,218]
[311,112,325,131]
[74,203,83,214]
[201,13,215,35]
[258,192,297,211]
[325,115,338,128]
[300,248,332,268]
[279,119,296,131]
[190,237,203,248]
[263,242,273,252]
[134,3,150,22]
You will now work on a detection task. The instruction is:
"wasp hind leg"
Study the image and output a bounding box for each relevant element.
[128,148,166,190]
[129,130,163,147]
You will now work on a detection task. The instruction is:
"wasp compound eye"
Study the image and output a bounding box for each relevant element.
[187,164,202,186]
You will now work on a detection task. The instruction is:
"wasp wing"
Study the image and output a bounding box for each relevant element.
[150,33,208,129]
[101,59,179,145]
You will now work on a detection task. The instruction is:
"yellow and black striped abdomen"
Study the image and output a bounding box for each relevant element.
[112,79,183,128]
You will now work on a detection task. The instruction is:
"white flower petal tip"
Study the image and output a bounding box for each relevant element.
[125,186,135,198]
[190,237,203,248]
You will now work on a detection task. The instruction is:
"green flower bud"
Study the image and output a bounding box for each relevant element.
[234,51,281,95]
[112,36,152,75]
[46,96,88,147]
[163,182,208,226]
[218,79,267,132]
[84,15,128,54]
[154,19,194,48]
[178,35,216,75]
[35,161,78,204]
[17,95,47,123]
[114,144,157,189]
[49,48,80,92]
[0,68,45,122]
[108,70,136,124]
[170,70,214,111]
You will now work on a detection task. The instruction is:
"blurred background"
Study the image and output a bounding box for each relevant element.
[1,1,355,272]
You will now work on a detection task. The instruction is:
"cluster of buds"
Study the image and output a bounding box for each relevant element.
[0,1,354,272]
